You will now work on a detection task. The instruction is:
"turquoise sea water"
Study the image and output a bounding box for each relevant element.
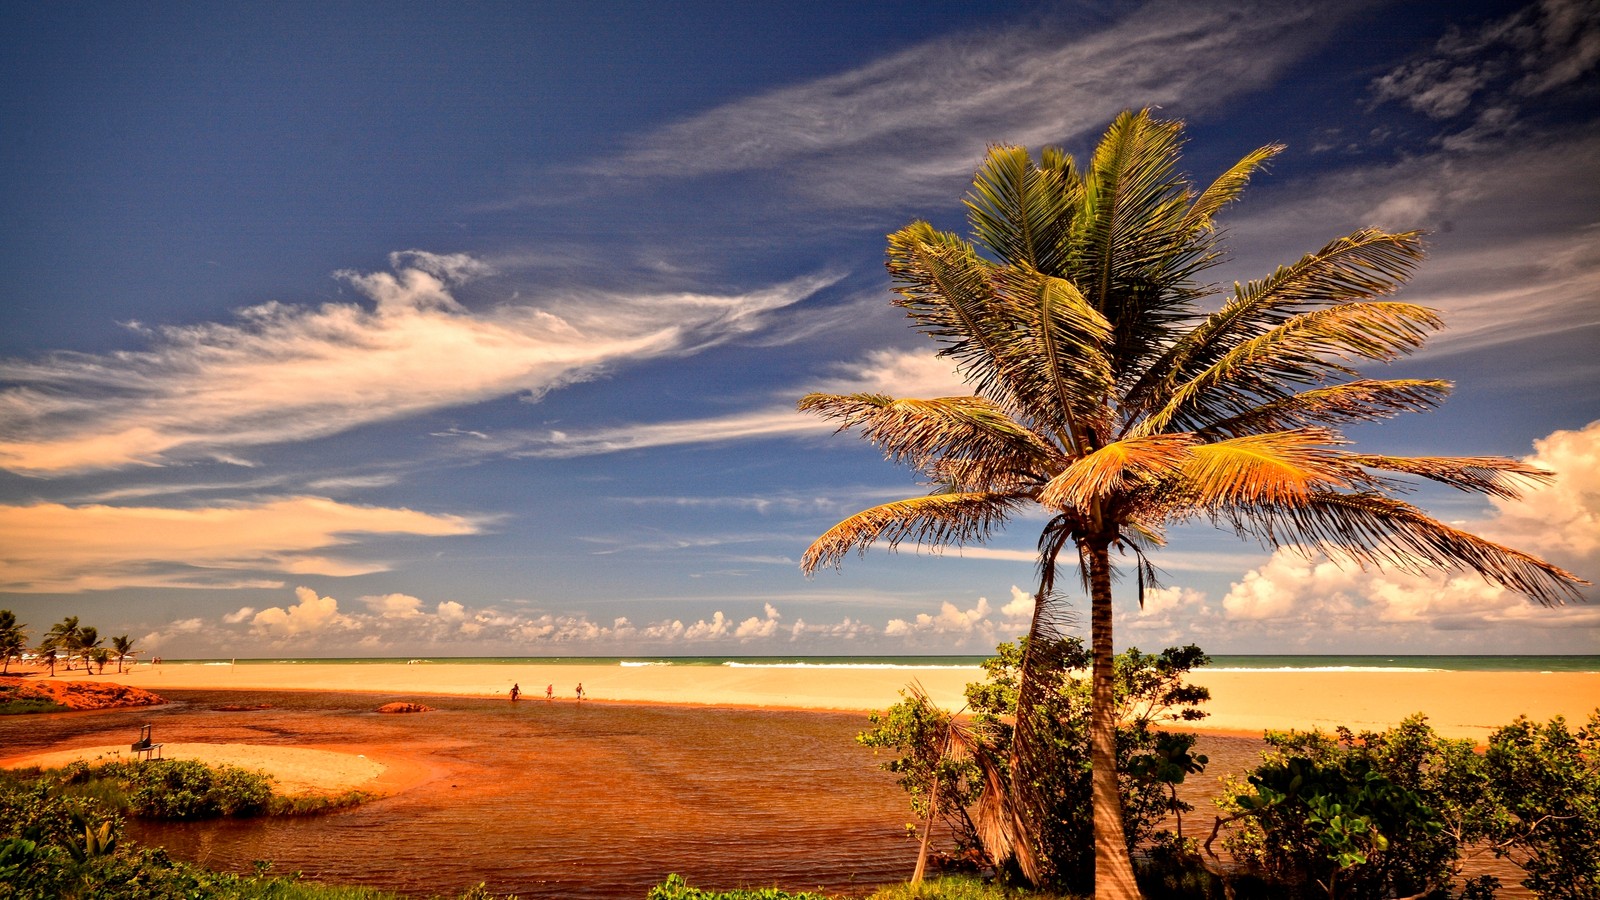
[163,654,1600,672]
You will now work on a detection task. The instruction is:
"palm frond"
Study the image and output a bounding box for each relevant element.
[965,145,1078,274]
[1126,228,1426,418]
[800,492,1030,574]
[928,455,1052,493]
[1230,492,1589,606]
[1178,143,1284,238]
[1037,434,1195,512]
[1344,453,1556,500]
[990,267,1116,448]
[797,392,1055,476]
[1175,430,1360,509]
[1200,379,1452,437]
[1076,110,1200,371]
[1138,301,1444,437]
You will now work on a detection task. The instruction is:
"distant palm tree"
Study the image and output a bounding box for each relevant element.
[801,110,1586,899]
[0,610,25,675]
[78,626,102,672]
[111,635,136,674]
[38,642,58,677]
[46,616,81,672]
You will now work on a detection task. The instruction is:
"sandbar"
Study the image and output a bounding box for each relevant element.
[2,742,386,795]
[31,662,1600,743]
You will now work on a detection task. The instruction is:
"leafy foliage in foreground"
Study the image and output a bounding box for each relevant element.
[651,874,1082,900]
[1213,712,1600,899]
[648,873,836,900]
[52,758,369,820]
[859,638,1209,895]
[0,766,456,900]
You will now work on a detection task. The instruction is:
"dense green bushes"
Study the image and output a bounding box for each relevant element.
[861,640,1600,899]
[53,759,368,820]
[859,638,1210,895]
[1212,712,1600,900]
[0,763,407,899]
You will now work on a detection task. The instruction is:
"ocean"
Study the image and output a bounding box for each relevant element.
[160,654,1600,673]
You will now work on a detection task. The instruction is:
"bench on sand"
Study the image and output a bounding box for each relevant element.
[131,724,163,761]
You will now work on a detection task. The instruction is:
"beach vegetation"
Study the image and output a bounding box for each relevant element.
[0,611,26,674]
[111,634,136,673]
[0,766,515,899]
[649,873,836,900]
[859,639,1208,897]
[1210,711,1600,899]
[798,109,1587,899]
[0,689,65,715]
[49,758,373,821]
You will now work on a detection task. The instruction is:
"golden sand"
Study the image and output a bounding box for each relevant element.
[30,662,1600,744]
[2,742,387,795]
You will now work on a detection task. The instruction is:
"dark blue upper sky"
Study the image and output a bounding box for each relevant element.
[2,0,1596,657]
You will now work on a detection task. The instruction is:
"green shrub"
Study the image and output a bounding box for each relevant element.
[647,873,835,900]
[859,638,1210,894]
[1483,712,1600,900]
[1213,711,1600,900]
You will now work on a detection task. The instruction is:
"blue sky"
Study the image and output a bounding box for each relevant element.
[2,0,1597,658]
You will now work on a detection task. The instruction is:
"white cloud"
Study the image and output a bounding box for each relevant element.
[883,587,1036,649]
[1220,420,1600,633]
[1224,130,1600,365]
[1368,0,1599,145]
[251,586,355,637]
[222,607,256,625]
[363,593,425,619]
[0,256,833,474]
[735,603,782,639]
[0,497,478,593]
[500,347,970,458]
[587,2,1348,208]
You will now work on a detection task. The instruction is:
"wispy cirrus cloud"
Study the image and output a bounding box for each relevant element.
[0,252,835,475]
[1223,127,1600,362]
[444,347,969,459]
[1369,0,1600,148]
[580,1,1353,208]
[0,497,480,592]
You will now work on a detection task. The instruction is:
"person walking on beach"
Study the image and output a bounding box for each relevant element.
[575,682,585,701]
[545,683,553,701]
[510,683,520,702]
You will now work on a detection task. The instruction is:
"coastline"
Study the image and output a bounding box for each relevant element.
[25,662,1600,743]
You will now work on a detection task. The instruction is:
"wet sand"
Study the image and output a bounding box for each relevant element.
[34,662,1600,743]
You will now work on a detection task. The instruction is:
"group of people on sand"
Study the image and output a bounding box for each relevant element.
[508,682,583,702]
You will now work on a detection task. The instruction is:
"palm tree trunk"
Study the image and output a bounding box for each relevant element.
[913,770,939,885]
[1088,540,1141,900]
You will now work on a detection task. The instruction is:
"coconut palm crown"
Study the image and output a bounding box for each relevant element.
[798,110,1586,898]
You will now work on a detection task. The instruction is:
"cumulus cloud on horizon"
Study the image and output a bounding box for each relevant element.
[1217,419,1600,638]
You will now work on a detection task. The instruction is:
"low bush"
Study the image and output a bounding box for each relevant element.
[1211,711,1600,900]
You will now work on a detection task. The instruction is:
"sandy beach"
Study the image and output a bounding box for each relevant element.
[6,742,387,795]
[30,661,1600,744]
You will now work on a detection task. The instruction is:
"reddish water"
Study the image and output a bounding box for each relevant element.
[2,690,1529,898]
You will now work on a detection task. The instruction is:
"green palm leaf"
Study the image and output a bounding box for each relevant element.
[800,492,1030,574]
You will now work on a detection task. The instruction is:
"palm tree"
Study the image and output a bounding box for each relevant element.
[38,641,58,677]
[45,616,81,672]
[800,110,1586,899]
[111,635,135,674]
[0,610,25,675]
[77,626,102,673]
